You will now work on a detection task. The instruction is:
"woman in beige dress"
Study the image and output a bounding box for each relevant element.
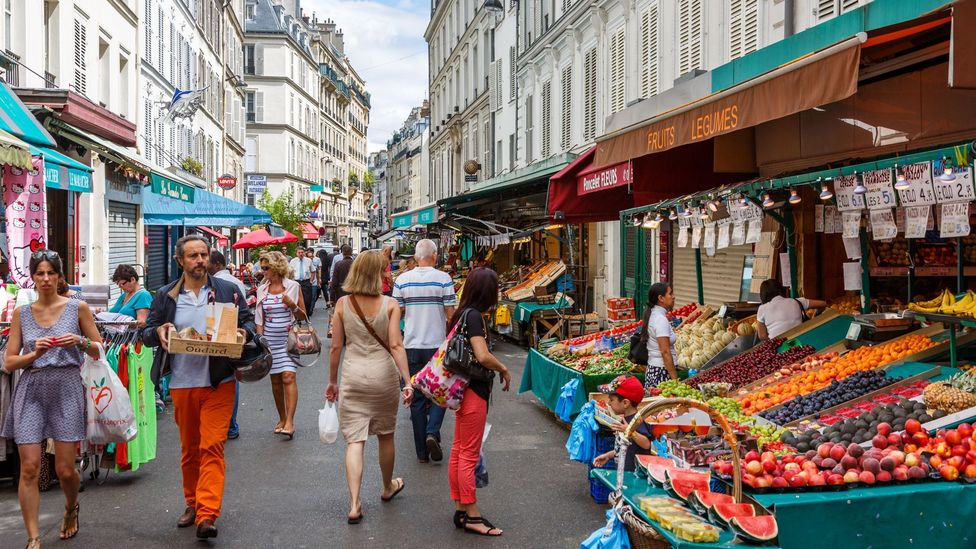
[325,250,413,524]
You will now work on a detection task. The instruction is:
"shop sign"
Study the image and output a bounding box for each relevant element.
[896,162,936,206]
[217,174,237,189]
[939,202,972,238]
[869,209,898,240]
[841,211,861,239]
[150,173,194,202]
[717,219,730,249]
[106,168,143,205]
[862,169,896,210]
[904,206,929,239]
[932,162,975,204]
[834,174,865,211]
[392,205,438,229]
[246,175,267,195]
[577,162,632,195]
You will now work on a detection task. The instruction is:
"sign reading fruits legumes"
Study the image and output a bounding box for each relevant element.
[904,206,929,239]
[834,174,866,211]
[862,169,896,210]
[896,162,936,206]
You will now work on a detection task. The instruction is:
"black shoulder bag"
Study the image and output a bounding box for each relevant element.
[627,307,651,365]
[443,309,495,383]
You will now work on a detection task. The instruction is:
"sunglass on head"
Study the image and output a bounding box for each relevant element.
[32,250,60,261]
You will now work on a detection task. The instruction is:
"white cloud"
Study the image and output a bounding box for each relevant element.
[302,0,429,153]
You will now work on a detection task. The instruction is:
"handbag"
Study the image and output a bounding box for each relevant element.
[627,308,651,366]
[287,319,322,365]
[443,308,494,383]
[411,323,470,410]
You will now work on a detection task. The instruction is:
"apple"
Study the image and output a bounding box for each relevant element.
[904,453,920,467]
[818,443,833,459]
[782,470,796,482]
[763,459,778,474]
[754,476,771,488]
[960,423,975,439]
[789,475,808,487]
[827,474,845,485]
[905,418,922,435]
[947,430,963,446]
[912,432,930,447]
[745,450,760,462]
[877,422,891,437]
[940,465,960,481]
[952,445,968,458]
[720,462,734,476]
[929,455,943,469]
[761,451,776,463]
[830,445,846,462]
[784,462,800,472]
[746,460,763,475]
[965,464,976,479]
[948,456,966,471]
[888,433,902,448]
[809,474,826,486]
[771,476,789,488]
[872,435,889,450]
[782,455,795,464]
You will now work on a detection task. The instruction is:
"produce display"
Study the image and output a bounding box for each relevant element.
[924,370,976,413]
[504,260,566,301]
[657,379,704,400]
[816,398,939,446]
[758,370,902,425]
[908,289,975,315]
[675,316,737,371]
[687,339,815,390]
[916,423,976,480]
[815,380,932,427]
[729,516,778,544]
[873,237,910,267]
[733,352,840,397]
[667,302,700,321]
[828,294,861,315]
[637,496,722,543]
[727,315,757,337]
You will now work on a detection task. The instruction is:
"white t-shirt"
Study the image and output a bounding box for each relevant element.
[392,267,458,349]
[645,305,677,367]
[310,256,322,284]
[757,295,810,339]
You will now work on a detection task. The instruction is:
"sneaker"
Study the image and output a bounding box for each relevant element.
[426,435,443,462]
[227,430,240,440]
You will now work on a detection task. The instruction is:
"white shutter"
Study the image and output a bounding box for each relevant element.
[560,65,572,150]
[583,49,597,141]
[157,7,164,70]
[817,0,837,21]
[495,60,504,109]
[255,91,264,123]
[483,117,492,177]
[608,27,626,114]
[729,0,759,60]
[729,0,743,60]
[525,94,533,162]
[144,0,153,67]
[640,4,659,98]
[488,60,498,111]
[73,16,87,95]
[840,0,860,11]
[509,46,516,101]
[255,44,264,75]
[541,80,551,158]
[678,0,703,76]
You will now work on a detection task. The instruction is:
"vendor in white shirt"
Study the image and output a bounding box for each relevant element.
[756,280,827,340]
[643,283,679,392]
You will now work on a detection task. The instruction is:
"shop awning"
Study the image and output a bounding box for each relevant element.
[0,81,56,147]
[372,229,399,242]
[195,226,225,239]
[439,153,577,211]
[299,222,320,239]
[0,128,33,169]
[30,145,92,193]
[142,186,272,226]
[547,147,638,224]
[391,202,439,228]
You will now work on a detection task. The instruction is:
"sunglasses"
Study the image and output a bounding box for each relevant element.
[32,250,60,261]
[260,266,270,271]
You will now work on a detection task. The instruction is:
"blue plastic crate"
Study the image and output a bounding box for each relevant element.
[595,435,616,454]
[589,475,612,504]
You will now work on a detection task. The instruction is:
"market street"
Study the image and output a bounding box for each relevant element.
[0,302,605,548]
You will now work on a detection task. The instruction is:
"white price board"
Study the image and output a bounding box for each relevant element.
[824,206,837,233]
[940,201,972,238]
[835,174,866,211]
[677,227,689,247]
[780,252,792,287]
[843,262,863,291]
[932,163,976,204]
[731,222,745,246]
[691,225,702,248]
[815,204,825,233]
[863,169,897,210]
[869,209,898,240]
[746,218,762,244]
[896,162,937,206]
[904,206,929,239]
[717,220,730,249]
[843,237,862,260]
[841,211,862,239]
[703,222,716,250]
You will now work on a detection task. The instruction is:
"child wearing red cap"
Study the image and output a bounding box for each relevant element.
[593,375,653,471]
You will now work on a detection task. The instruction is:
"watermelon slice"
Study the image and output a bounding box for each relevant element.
[646,463,671,486]
[730,515,779,543]
[666,474,710,502]
[708,503,756,529]
[687,490,734,516]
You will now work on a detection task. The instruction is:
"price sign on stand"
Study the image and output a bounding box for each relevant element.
[731,222,745,245]
[746,218,762,244]
[835,174,866,211]
[869,209,898,240]
[824,206,837,233]
[841,211,862,239]
[904,206,929,239]
[939,201,972,238]
[677,227,689,247]
[897,162,937,206]
[691,225,702,248]
[815,204,825,233]
[843,261,863,291]
[932,162,975,204]
[717,220,731,249]
[863,169,896,210]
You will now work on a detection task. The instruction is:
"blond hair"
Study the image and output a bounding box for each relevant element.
[259,251,291,280]
[342,250,385,296]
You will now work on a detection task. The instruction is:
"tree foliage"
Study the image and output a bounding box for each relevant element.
[363,170,375,193]
[253,190,313,258]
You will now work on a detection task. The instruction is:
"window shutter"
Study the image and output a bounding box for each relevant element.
[729,0,759,60]
[583,49,597,142]
[255,45,264,75]
[560,65,572,150]
[255,91,264,122]
[169,22,175,83]
[541,80,551,158]
[144,101,153,155]
[73,16,87,95]
[640,4,659,98]
[509,46,516,101]
[729,0,743,60]
[157,7,164,70]
[608,28,626,114]
[817,0,836,21]
[678,0,703,76]
[483,117,492,177]
[525,94,533,163]
[488,59,498,111]
[144,0,153,67]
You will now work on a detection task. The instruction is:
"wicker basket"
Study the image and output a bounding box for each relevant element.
[609,492,670,549]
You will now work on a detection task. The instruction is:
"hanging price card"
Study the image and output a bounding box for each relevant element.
[895,207,905,233]
[869,209,898,240]
[780,252,792,287]
[678,215,690,229]
[832,208,843,234]
[835,174,866,211]
[896,162,937,206]
[904,206,929,239]
[824,206,837,233]
[863,169,897,210]
[843,262,863,291]
[731,223,745,246]
[704,221,716,248]
[932,162,975,204]
[741,203,763,221]
[746,219,762,244]
[815,205,825,233]
[690,213,704,228]
[717,220,730,249]
[842,211,861,239]
[939,201,972,238]
[677,227,689,247]
[843,237,862,260]
[691,225,702,248]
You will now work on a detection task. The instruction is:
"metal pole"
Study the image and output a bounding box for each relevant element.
[859,227,871,314]
[957,237,964,294]
[783,202,799,298]
[695,247,704,304]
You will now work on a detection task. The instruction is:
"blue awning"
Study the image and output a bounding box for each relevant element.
[0,81,56,147]
[29,145,93,193]
[142,186,272,227]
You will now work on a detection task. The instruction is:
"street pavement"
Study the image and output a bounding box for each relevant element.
[0,300,606,547]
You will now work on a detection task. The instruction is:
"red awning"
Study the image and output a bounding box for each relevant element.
[548,147,637,224]
[232,228,299,249]
[299,222,320,240]
[196,226,224,239]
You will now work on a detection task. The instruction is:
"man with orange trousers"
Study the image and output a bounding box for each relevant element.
[143,235,256,539]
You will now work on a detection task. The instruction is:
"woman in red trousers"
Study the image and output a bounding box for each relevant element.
[446,268,511,536]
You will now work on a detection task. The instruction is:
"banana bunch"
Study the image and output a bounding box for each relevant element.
[908,289,976,316]
[942,291,976,315]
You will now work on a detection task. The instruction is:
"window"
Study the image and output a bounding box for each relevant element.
[582,48,597,141]
[73,14,87,95]
[608,27,626,114]
[484,117,492,178]
[4,0,11,51]
[817,0,861,21]
[541,81,551,158]
[729,0,759,60]
[640,4,660,98]
[678,0,703,76]
[560,66,572,150]
[243,44,255,75]
[119,55,129,118]
[98,38,109,107]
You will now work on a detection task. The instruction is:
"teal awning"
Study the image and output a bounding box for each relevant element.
[142,186,272,227]
[30,145,92,193]
[0,81,56,147]
[391,203,439,228]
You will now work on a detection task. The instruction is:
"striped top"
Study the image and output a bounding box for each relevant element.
[392,267,457,349]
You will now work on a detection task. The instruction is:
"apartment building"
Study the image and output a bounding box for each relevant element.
[387,103,430,215]
[368,150,389,236]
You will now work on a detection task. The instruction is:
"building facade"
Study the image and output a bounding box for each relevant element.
[387,103,429,215]
[368,149,389,236]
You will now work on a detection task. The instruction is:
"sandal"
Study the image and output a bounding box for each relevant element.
[25,537,40,549]
[463,515,503,536]
[60,503,80,540]
[347,506,363,525]
[453,510,467,529]
[381,478,405,502]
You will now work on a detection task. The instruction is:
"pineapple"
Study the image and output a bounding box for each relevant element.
[924,372,976,413]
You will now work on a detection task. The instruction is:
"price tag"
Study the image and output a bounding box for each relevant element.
[846,323,862,341]
[717,220,730,249]
[728,205,741,223]
[833,208,843,234]
[780,252,792,287]
[863,169,897,210]
[731,222,745,246]
[815,205,825,233]
[691,225,702,248]
[843,261,863,291]
[678,215,690,229]
[677,227,689,247]
[939,201,972,238]
[824,206,837,233]
[718,305,728,318]
[869,209,898,240]
[904,206,929,239]
[932,161,975,204]
[835,174,866,211]
[746,218,762,244]
[691,214,704,228]
[896,162,937,206]
[841,211,861,239]
[843,237,862,260]
[703,222,716,250]
[741,203,764,221]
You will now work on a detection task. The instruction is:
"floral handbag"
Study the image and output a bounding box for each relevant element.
[411,324,469,410]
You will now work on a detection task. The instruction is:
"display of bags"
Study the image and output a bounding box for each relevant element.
[411,324,470,410]
[81,344,137,444]
[318,402,339,444]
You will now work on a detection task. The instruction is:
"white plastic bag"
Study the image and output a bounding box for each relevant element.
[81,344,137,444]
[318,401,339,444]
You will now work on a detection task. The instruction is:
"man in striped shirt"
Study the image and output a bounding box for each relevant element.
[393,239,456,463]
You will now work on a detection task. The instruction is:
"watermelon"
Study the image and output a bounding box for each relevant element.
[708,503,756,529]
[666,474,710,501]
[730,515,779,543]
[687,490,734,516]
[646,463,672,486]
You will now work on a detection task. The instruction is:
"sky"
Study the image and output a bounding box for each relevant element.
[302,0,430,153]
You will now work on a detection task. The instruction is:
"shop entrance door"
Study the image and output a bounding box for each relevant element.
[46,188,74,283]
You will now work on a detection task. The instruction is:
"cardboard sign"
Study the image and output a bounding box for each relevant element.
[896,162,936,206]
[691,225,702,248]
[835,174,866,211]
[932,162,976,204]
[731,222,745,246]
[745,218,762,244]
[677,227,689,247]
[863,169,897,210]
[904,206,929,239]
[869,209,898,240]
[717,220,730,249]
[703,222,716,251]
[168,304,244,358]
[842,211,861,239]
[940,201,972,238]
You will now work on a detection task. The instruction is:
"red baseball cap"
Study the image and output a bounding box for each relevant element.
[598,375,645,403]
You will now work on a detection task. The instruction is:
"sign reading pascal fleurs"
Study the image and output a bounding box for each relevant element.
[150,173,194,203]
[577,161,633,195]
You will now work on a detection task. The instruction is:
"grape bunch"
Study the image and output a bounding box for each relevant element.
[749,424,788,448]
[657,380,703,400]
[706,397,754,426]
[688,340,815,390]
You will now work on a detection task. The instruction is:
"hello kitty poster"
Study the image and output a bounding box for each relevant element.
[4,157,47,288]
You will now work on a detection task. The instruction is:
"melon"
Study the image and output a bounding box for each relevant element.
[646,463,671,486]
[707,502,756,529]
[687,490,734,516]
[667,474,710,501]
[730,515,779,543]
